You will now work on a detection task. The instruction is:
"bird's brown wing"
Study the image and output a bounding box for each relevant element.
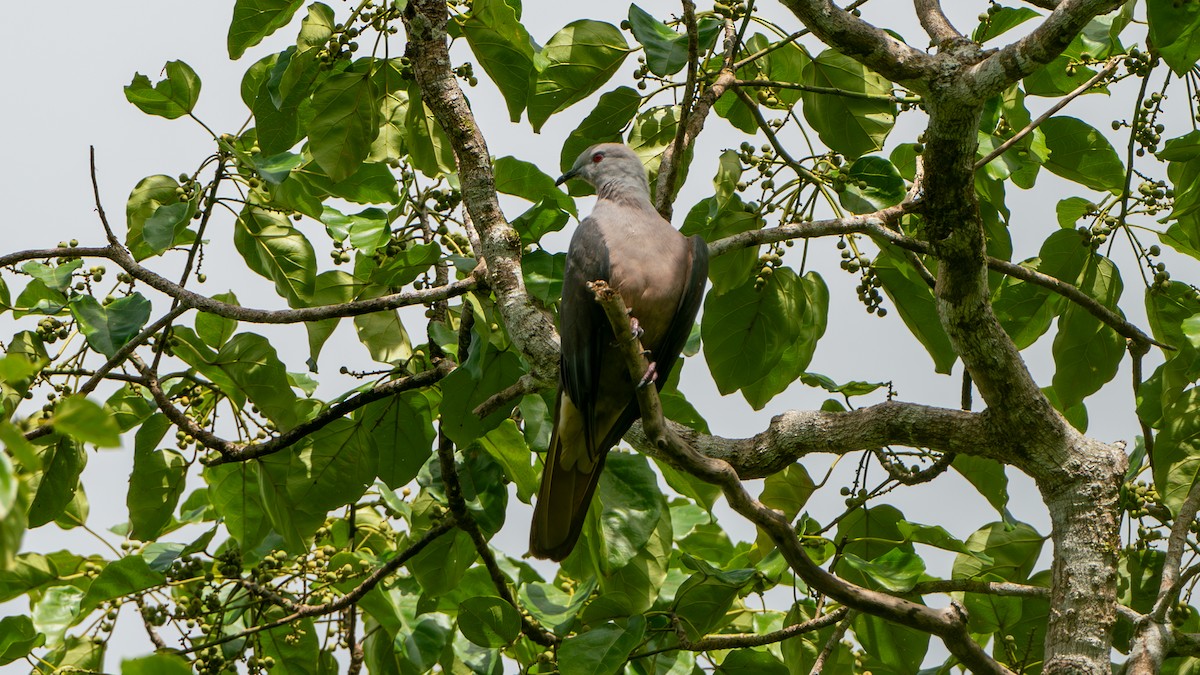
[530,219,611,560]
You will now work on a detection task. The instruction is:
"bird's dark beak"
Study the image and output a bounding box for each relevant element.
[555,168,579,186]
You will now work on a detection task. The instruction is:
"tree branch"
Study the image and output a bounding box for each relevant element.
[434,430,558,646]
[403,0,560,381]
[0,245,481,324]
[591,280,1012,675]
[970,0,1126,98]
[181,517,456,655]
[671,606,848,650]
[914,0,963,45]
[655,16,738,220]
[774,0,935,85]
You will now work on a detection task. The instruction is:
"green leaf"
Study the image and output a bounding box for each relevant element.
[702,269,811,405]
[717,648,789,675]
[840,549,925,593]
[527,20,631,132]
[992,229,1091,349]
[359,389,438,489]
[259,612,320,675]
[873,246,956,374]
[838,156,906,214]
[321,205,391,252]
[368,242,442,288]
[682,196,762,294]
[405,80,458,177]
[522,250,565,305]
[206,463,271,551]
[126,175,188,260]
[477,420,538,503]
[1147,0,1200,75]
[1154,388,1200,515]
[143,201,195,254]
[673,559,755,640]
[1051,255,1124,411]
[128,414,188,540]
[234,208,317,305]
[439,339,524,446]
[69,293,152,359]
[410,529,478,596]
[628,105,691,200]
[214,333,301,431]
[124,61,201,119]
[195,292,240,349]
[0,459,27,572]
[760,463,815,522]
[306,162,402,204]
[121,654,192,675]
[0,615,44,666]
[952,521,1045,582]
[494,156,575,216]
[973,6,1040,42]
[32,585,83,647]
[520,578,596,636]
[627,5,721,77]
[801,49,896,159]
[23,260,82,292]
[308,72,379,183]
[304,271,358,369]
[354,309,412,364]
[80,555,166,615]
[594,452,664,573]
[1041,116,1125,193]
[458,596,521,648]
[853,612,929,675]
[228,0,305,59]
[558,616,646,675]
[1056,196,1096,229]
[53,396,121,447]
[463,0,536,121]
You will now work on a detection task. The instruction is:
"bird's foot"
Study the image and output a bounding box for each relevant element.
[637,361,658,388]
[629,315,645,341]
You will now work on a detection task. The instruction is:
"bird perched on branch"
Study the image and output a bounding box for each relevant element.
[529,143,708,561]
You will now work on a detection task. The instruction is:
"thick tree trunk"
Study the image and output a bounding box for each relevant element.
[920,96,1126,673]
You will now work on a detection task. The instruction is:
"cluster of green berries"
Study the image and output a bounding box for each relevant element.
[976,2,1004,27]
[453,62,478,87]
[754,246,784,290]
[713,0,749,20]
[1135,178,1173,217]
[36,317,68,343]
[1123,46,1155,77]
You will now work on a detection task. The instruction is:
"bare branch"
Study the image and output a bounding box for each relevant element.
[129,355,453,464]
[655,17,738,220]
[671,606,849,650]
[775,0,934,85]
[970,0,1126,98]
[914,0,962,45]
[0,245,481,324]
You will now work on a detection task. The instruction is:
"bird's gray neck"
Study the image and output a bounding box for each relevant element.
[595,175,653,207]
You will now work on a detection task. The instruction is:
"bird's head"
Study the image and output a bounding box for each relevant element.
[556,143,652,202]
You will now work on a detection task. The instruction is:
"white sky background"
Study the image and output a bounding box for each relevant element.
[2,0,1197,670]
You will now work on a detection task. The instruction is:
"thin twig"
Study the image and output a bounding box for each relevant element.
[975,59,1117,169]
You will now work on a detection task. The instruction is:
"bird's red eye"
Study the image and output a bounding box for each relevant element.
[592,153,604,163]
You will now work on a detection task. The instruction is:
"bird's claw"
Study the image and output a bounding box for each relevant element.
[629,316,645,341]
[638,361,658,388]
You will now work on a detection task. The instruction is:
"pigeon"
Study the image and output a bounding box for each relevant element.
[529,143,708,561]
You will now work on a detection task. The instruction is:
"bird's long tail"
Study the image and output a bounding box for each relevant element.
[529,394,607,561]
